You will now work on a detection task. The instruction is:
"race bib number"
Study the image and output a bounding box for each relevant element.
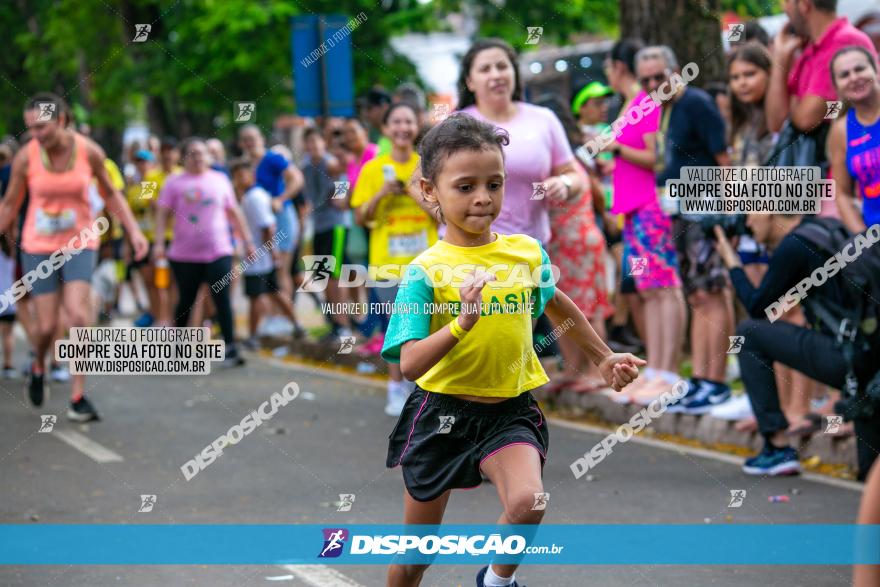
[35,209,76,235]
[388,230,428,257]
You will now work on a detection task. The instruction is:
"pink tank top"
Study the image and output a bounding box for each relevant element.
[23,134,97,254]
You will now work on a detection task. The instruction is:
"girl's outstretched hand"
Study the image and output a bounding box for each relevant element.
[598,353,646,392]
[457,270,495,331]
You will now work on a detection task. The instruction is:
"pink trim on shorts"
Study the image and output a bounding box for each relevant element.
[479,442,546,468]
[530,405,543,427]
[396,392,430,466]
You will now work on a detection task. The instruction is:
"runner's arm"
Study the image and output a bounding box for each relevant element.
[87,142,148,258]
[828,119,865,233]
[0,149,29,234]
[276,165,304,206]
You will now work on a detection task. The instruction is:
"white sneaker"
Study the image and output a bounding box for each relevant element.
[384,382,408,417]
[50,365,71,382]
[709,393,753,421]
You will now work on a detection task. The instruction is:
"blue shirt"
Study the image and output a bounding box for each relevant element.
[657,87,727,185]
[255,151,289,198]
[845,109,880,228]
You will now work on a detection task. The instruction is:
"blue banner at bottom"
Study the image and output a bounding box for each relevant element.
[1,524,878,565]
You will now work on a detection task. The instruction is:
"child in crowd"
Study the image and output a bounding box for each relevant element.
[382,113,643,587]
[230,158,302,347]
[301,127,353,341]
[351,103,438,416]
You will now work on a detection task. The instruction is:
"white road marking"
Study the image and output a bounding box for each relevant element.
[252,354,864,492]
[550,417,863,493]
[53,430,123,463]
[278,565,364,587]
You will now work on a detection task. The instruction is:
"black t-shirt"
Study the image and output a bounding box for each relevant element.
[657,87,727,185]
[729,218,833,327]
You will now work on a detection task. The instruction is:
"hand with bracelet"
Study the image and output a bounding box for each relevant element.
[449,270,496,339]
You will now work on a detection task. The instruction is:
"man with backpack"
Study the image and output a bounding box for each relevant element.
[714,214,880,481]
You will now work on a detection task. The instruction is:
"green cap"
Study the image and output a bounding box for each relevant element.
[571,82,613,114]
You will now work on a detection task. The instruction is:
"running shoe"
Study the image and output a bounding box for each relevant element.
[134,312,154,328]
[680,382,730,415]
[221,348,246,368]
[476,565,524,587]
[50,364,71,383]
[68,395,101,422]
[742,443,801,476]
[3,366,18,379]
[664,378,705,413]
[384,383,408,417]
[25,368,46,407]
[241,337,260,351]
[709,393,753,421]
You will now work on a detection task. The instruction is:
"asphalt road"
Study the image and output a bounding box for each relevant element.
[0,346,864,587]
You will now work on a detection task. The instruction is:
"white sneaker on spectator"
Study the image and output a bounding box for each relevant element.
[384,381,410,417]
[709,393,753,421]
[50,364,71,383]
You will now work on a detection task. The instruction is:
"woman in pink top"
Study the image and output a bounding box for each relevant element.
[154,138,255,366]
[457,39,584,243]
[0,92,148,421]
[599,40,686,403]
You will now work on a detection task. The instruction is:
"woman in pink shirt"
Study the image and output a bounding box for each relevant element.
[457,39,584,243]
[154,138,255,366]
[599,40,686,403]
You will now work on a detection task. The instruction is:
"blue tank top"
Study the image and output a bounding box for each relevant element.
[845,109,880,228]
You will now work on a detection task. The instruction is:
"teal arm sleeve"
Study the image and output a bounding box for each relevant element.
[532,242,557,318]
[380,265,434,363]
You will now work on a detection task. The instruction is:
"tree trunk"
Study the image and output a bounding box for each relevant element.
[619,0,724,86]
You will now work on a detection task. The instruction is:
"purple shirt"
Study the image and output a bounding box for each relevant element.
[461,102,573,243]
[158,170,236,263]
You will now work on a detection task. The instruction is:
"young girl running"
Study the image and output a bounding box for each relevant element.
[382,114,644,587]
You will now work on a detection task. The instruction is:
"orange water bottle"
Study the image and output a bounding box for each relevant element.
[155,258,170,289]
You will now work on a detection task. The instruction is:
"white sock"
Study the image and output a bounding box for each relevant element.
[659,370,680,384]
[484,565,515,587]
[642,367,656,380]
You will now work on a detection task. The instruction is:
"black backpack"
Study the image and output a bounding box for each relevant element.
[793,218,880,416]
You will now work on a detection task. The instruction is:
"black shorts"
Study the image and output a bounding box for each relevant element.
[244,270,279,298]
[386,386,549,502]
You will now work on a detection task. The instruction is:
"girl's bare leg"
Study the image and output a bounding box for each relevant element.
[386,489,452,587]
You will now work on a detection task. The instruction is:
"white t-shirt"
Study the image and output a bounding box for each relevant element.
[241,186,276,276]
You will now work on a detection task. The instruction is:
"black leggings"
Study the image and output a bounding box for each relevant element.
[736,318,879,480]
[170,256,235,346]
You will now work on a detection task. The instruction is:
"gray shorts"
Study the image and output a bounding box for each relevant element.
[20,249,97,296]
